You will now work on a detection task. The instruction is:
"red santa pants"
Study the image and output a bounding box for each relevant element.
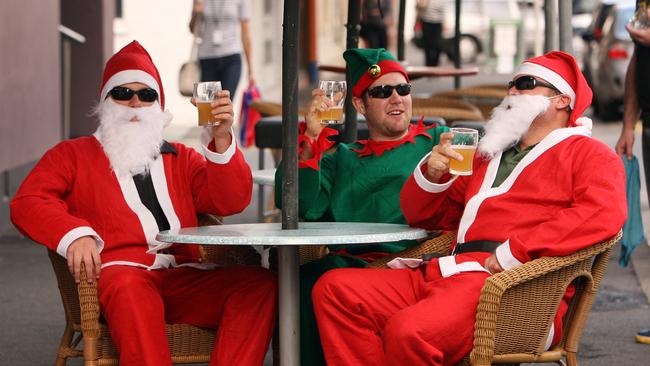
[313,256,571,366]
[312,259,489,366]
[98,265,277,366]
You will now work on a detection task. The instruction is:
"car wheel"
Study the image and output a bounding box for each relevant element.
[458,34,482,64]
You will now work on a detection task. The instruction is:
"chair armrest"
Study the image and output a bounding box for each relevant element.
[469,231,621,365]
[77,263,102,343]
[366,231,455,269]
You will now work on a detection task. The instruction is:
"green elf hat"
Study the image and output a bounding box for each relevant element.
[343,48,409,97]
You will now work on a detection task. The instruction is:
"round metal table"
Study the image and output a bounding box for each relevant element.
[157,222,427,365]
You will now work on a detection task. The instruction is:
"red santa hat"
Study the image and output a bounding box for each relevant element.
[99,40,165,109]
[514,51,592,129]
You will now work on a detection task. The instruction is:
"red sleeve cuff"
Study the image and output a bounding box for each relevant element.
[297,122,339,170]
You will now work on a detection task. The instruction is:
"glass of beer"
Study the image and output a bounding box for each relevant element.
[193,81,222,126]
[449,128,479,176]
[317,80,346,125]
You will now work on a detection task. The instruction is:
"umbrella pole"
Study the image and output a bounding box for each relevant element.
[344,0,361,143]
[280,0,300,365]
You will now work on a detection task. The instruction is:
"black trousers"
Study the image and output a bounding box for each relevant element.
[641,111,650,204]
[422,22,443,66]
[199,53,242,96]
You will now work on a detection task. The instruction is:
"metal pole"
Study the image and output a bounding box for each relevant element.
[544,0,558,52]
[62,40,71,140]
[344,0,361,143]
[280,2,300,364]
[397,0,406,61]
[558,0,573,54]
[454,0,462,89]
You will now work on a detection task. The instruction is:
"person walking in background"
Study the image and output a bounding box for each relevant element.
[615,0,650,346]
[190,0,253,96]
[360,0,395,50]
[417,0,446,66]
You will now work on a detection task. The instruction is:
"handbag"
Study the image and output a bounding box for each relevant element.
[179,34,201,97]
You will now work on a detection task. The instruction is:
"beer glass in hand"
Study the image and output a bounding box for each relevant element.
[317,80,347,125]
[449,128,479,176]
[194,81,222,126]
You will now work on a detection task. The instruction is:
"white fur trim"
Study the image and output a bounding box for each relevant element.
[515,63,576,109]
[574,117,593,133]
[438,256,490,278]
[201,127,237,164]
[57,226,104,258]
[99,69,161,102]
[413,152,459,192]
[457,127,590,243]
[495,240,524,270]
[115,166,161,249]
[545,323,555,351]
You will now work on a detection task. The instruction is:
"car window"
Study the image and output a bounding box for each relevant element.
[613,6,635,40]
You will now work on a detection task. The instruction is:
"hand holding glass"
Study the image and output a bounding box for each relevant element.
[194,81,222,126]
[317,80,347,125]
[449,128,479,176]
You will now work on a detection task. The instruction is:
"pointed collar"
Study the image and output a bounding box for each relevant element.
[351,118,432,157]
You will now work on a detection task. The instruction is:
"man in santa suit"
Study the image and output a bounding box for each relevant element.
[10,41,276,366]
[311,51,627,365]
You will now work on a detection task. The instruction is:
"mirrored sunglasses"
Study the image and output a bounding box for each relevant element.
[507,75,558,92]
[366,83,412,99]
[109,86,159,102]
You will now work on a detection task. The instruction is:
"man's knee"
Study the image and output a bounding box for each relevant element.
[312,268,355,305]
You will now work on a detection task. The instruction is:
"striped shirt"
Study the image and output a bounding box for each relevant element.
[418,0,446,23]
[197,0,251,59]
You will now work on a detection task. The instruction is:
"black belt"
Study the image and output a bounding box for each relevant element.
[420,240,499,261]
[451,240,499,255]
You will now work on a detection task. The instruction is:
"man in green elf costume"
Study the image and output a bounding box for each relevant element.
[275,48,448,366]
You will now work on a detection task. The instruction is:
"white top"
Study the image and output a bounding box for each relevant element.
[197,0,251,59]
[157,222,428,246]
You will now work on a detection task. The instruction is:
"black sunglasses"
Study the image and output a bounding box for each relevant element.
[109,86,159,103]
[366,83,412,98]
[507,76,558,92]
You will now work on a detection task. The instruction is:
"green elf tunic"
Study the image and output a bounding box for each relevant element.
[275,120,448,366]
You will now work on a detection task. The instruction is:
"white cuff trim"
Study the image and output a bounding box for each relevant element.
[57,226,104,258]
[201,127,237,164]
[413,152,458,193]
[495,240,524,270]
[438,256,490,277]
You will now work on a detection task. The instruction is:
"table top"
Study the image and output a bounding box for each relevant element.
[252,168,276,186]
[157,222,427,246]
[318,64,479,80]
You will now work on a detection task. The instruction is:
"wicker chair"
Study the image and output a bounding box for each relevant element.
[412,96,485,123]
[48,214,259,366]
[434,85,507,120]
[367,230,621,366]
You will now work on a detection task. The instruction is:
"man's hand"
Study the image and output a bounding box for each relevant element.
[425,132,463,182]
[484,254,504,274]
[615,128,635,160]
[67,236,101,283]
[627,24,650,47]
[190,91,234,153]
[304,89,332,140]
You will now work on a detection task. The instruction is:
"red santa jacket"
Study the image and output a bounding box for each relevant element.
[401,126,627,269]
[10,133,252,269]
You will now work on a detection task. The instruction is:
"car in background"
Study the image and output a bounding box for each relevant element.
[581,0,636,120]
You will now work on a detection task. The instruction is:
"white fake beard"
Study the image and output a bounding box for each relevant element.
[96,99,173,176]
[478,94,551,159]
